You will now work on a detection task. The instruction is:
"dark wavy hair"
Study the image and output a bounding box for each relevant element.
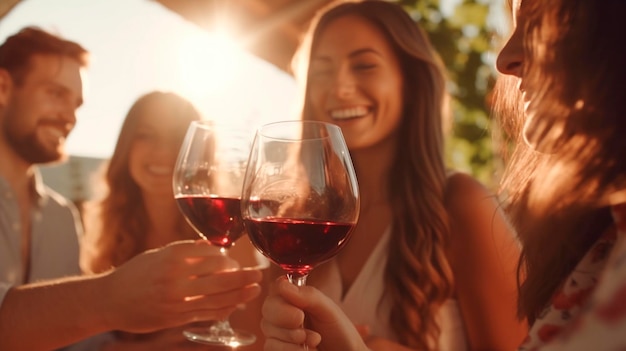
[294,1,453,348]
[0,26,88,84]
[495,0,626,323]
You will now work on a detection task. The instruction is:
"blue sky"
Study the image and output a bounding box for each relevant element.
[0,0,299,158]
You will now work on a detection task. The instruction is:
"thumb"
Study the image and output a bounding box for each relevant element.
[276,278,341,324]
[354,324,371,340]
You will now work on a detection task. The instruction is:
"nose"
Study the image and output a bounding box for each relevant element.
[332,66,356,99]
[59,105,77,132]
[496,28,524,77]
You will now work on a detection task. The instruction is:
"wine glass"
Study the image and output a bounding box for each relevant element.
[173,120,256,347]
[241,120,360,288]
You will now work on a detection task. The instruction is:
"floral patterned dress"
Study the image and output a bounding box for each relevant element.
[519,203,626,351]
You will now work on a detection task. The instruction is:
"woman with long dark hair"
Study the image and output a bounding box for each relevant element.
[495,0,626,348]
[259,1,526,350]
[258,0,626,349]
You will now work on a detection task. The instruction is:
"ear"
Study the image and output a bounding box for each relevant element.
[0,69,13,106]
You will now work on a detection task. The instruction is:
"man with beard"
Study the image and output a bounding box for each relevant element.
[0,27,263,350]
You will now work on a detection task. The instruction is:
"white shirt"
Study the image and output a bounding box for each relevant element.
[313,228,468,350]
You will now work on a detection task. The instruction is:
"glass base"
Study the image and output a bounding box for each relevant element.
[183,326,257,347]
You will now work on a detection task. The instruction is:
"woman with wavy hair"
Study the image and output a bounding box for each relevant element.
[495,0,626,348]
[259,1,526,350]
[258,0,626,349]
[81,91,262,349]
[81,92,202,274]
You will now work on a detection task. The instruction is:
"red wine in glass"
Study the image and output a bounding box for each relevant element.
[175,195,244,248]
[241,120,360,287]
[173,121,255,347]
[245,217,354,277]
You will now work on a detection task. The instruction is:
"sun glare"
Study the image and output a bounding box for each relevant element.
[176,28,244,101]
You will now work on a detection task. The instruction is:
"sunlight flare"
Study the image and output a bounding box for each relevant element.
[176,28,244,100]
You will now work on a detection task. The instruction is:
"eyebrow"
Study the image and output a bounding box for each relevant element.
[349,48,383,59]
[312,47,384,62]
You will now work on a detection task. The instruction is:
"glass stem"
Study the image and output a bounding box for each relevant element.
[287,273,309,350]
[287,273,308,287]
[209,320,236,338]
[213,247,236,337]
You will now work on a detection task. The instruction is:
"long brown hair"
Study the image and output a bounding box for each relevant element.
[294,1,453,348]
[495,0,626,323]
[81,91,202,273]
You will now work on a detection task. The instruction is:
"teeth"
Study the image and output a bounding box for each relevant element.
[49,129,63,138]
[42,125,64,137]
[330,106,368,120]
[42,126,66,142]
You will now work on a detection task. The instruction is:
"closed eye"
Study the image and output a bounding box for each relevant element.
[353,63,377,70]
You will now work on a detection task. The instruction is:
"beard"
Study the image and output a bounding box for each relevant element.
[3,119,68,165]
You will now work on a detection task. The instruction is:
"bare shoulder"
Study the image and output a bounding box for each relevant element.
[443,179,526,348]
[443,171,517,251]
[444,172,499,218]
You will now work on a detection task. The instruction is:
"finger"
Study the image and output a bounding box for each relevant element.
[269,275,290,295]
[354,324,371,340]
[182,283,261,312]
[166,240,229,260]
[180,256,239,278]
[264,338,317,351]
[178,306,239,325]
[274,278,315,309]
[202,269,262,291]
[304,329,322,349]
[276,280,339,324]
[153,241,233,274]
[261,293,304,327]
[260,318,307,344]
[185,269,262,296]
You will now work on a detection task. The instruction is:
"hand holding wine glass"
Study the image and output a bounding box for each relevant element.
[241,120,360,287]
[173,120,255,347]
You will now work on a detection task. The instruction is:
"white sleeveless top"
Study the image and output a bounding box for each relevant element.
[314,228,468,350]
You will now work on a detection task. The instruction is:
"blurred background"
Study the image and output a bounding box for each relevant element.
[0,0,509,204]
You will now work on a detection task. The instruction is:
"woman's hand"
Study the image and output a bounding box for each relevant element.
[261,277,369,351]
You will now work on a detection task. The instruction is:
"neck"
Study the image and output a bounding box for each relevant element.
[0,140,35,196]
[349,136,396,210]
[142,193,180,236]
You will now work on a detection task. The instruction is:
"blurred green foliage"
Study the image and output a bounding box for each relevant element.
[396,0,505,188]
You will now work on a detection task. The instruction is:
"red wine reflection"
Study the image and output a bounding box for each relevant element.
[245,217,354,276]
[176,195,245,248]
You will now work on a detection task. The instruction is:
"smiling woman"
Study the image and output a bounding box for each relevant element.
[78,90,265,349]
[81,91,203,274]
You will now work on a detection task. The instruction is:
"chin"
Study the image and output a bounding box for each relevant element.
[25,148,67,165]
[522,115,563,155]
